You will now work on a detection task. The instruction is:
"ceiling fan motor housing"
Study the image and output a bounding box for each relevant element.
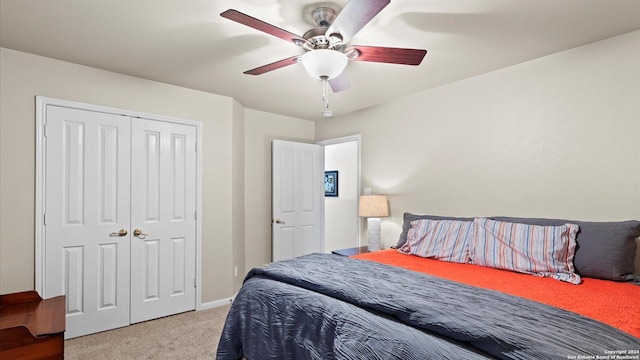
[303,7,344,51]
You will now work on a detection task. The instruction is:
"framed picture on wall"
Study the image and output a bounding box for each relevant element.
[324,170,338,197]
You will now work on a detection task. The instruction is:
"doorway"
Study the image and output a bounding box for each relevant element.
[318,135,361,252]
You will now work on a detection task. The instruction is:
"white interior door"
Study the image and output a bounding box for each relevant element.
[130,119,197,323]
[272,140,324,262]
[44,106,131,338]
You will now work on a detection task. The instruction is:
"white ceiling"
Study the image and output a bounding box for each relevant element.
[1,0,639,120]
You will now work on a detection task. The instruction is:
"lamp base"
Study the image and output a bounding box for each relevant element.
[367,217,382,251]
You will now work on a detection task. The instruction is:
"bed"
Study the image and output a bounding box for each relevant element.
[217,215,640,359]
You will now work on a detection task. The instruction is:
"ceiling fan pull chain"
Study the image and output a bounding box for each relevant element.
[321,77,334,119]
[322,76,329,106]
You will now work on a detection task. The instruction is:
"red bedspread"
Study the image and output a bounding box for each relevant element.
[353,249,640,338]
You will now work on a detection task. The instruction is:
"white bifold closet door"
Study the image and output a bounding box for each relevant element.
[45,106,131,338]
[44,106,196,338]
[129,118,196,324]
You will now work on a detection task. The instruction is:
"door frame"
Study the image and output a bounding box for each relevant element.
[316,134,362,247]
[34,96,204,310]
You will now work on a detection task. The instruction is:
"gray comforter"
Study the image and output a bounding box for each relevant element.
[216,253,639,360]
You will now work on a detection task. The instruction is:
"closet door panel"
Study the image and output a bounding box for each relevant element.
[44,105,131,339]
[130,119,197,323]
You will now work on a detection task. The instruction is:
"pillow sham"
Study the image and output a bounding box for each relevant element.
[398,219,473,263]
[492,217,640,282]
[471,218,581,284]
[395,213,474,248]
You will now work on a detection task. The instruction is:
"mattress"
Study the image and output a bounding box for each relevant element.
[356,249,640,338]
[217,253,640,360]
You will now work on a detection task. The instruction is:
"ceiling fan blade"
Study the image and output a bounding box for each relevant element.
[329,73,351,93]
[243,55,300,75]
[346,46,427,65]
[326,0,390,43]
[221,9,306,45]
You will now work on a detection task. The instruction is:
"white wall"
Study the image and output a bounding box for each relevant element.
[231,100,245,293]
[324,141,359,251]
[3,29,639,297]
[317,31,640,249]
[0,47,318,300]
[0,47,239,303]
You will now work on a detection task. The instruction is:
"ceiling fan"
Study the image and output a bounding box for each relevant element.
[221,0,427,117]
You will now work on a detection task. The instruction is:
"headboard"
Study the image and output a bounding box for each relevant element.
[635,238,640,276]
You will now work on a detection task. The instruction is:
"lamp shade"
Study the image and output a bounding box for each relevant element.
[301,49,348,80]
[358,195,389,217]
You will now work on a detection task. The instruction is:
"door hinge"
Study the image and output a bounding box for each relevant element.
[43,213,46,226]
[43,124,47,137]
[194,278,197,288]
[195,141,197,152]
[194,210,197,220]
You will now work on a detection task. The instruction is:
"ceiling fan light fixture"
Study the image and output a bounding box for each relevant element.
[301,49,348,80]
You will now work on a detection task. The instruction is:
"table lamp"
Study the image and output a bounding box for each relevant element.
[358,195,389,251]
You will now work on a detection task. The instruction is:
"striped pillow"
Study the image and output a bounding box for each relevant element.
[397,219,473,263]
[471,218,581,284]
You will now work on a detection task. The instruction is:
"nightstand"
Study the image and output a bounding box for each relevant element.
[331,246,371,256]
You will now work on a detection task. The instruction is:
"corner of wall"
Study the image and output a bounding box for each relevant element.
[231,100,246,293]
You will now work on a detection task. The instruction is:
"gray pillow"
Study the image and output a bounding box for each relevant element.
[395,213,474,249]
[492,217,640,282]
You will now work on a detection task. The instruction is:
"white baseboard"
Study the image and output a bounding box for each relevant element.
[199,295,236,310]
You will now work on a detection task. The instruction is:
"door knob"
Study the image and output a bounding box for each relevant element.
[274,219,285,225]
[133,229,148,237]
[110,229,128,237]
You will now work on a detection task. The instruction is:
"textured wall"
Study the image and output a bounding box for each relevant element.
[0,48,236,302]
[317,31,640,249]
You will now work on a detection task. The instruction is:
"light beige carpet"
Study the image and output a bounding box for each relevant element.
[64,304,231,360]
